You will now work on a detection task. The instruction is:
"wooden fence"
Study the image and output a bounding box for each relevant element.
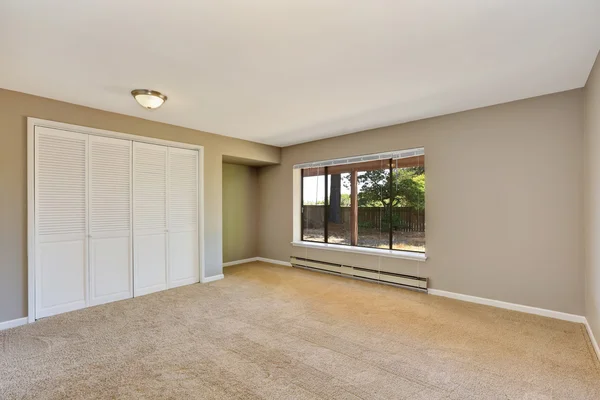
[303,206,425,231]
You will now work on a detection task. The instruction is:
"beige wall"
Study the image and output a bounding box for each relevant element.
[258,89,585,315]
[584,52,600,340]
[0,84,591,322]
[0,89,280,323]
[223,163,259,262]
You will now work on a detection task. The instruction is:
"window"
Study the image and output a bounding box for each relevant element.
[392,155,425,252]
[300,148,425,253]
[327,168,351,245]
[301,167,326,242]
[355,159,391,249]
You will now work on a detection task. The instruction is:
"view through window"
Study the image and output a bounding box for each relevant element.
[301,150,425,253]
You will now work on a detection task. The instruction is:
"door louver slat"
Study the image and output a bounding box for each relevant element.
[169,148,198,231]
[134,145,167,231]
[90,137,131,232]
[37,130,87,235]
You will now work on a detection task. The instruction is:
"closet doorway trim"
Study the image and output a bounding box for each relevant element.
[27,117,205,323]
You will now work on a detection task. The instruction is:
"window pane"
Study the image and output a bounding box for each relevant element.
[327,169,351,245]
[392,155,425,252]
[302,167,326,242]
[357,159,391,249]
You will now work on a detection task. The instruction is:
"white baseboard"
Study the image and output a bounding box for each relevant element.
[0,317,28,331]
[428,288,600,360]
[256,257,292,267]
[428,289,586,324]
[223,257,259,267]
[201,274,225,283]
[584,319,600,362]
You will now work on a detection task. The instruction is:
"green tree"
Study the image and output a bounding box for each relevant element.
[344,166,425,210]
[388,167,425,210]
[340,193,351,207]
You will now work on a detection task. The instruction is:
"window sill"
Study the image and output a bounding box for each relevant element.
[291,241,427,262]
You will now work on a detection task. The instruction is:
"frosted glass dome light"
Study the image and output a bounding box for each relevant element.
[131,89,167,110]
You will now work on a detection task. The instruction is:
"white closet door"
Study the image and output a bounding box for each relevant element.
[168,147,199,288]
[89,136,133,306]
[35,127,88,319]
[133,142,168,296]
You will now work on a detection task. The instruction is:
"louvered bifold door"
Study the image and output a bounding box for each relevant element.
[168,147,199,288]
[89,136,133,306]
[133,142,168,296]
[34,127,88,319]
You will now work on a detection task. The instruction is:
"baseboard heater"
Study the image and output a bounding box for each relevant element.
[290,256,428,292]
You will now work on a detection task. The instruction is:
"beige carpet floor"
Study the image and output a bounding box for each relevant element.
[1,261,599,399]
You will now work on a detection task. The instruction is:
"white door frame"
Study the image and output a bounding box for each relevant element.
[27,118,205,323]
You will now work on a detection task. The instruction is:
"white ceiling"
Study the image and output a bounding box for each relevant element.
[1,1,599,147]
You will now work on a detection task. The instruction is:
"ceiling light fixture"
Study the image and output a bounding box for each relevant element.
[131,89,167,110]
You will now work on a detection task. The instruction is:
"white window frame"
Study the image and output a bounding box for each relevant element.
[292,148,427,262]
[27,118,206,323]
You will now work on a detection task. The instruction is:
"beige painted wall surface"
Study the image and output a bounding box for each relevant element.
[585,52,600,341]
[258,90,584,315]
[0,89,280,323]
[223,163,259,263]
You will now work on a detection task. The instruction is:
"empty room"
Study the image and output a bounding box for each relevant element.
[2,1,600,399]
